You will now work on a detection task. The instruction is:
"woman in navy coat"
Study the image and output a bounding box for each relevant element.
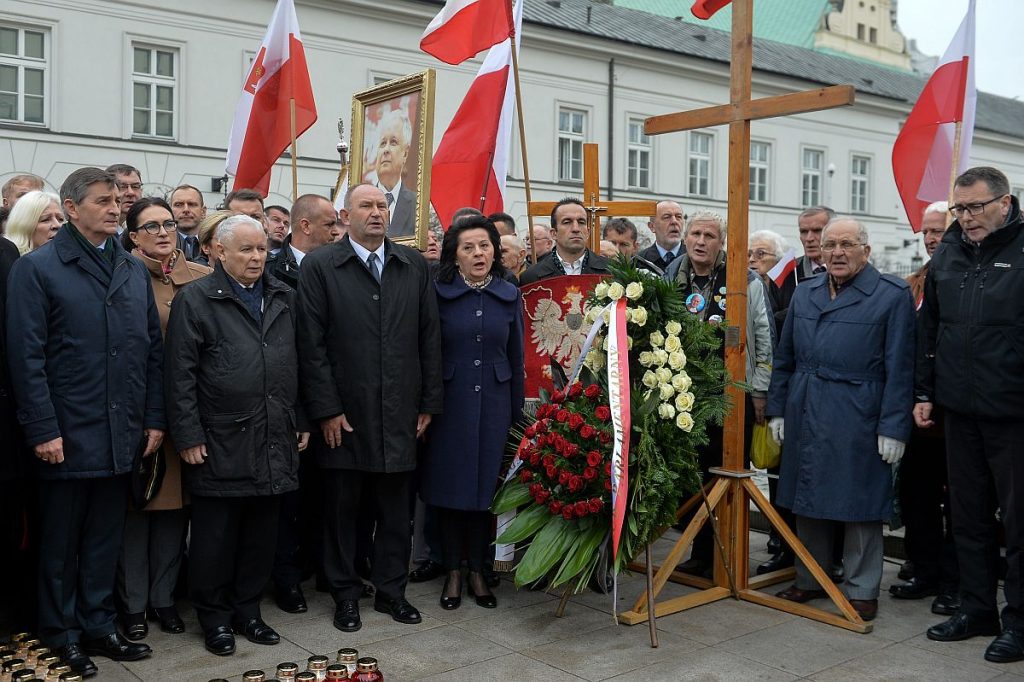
[421,215,524,610]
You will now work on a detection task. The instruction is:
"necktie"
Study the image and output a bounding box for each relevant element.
[366,252,381,283]
[813,265,826,275]
[385,191,395,207]
[185,235,198,260]
[663,251,676,265]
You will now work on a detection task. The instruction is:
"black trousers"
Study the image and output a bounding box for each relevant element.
[37,476,128,648]
[0,478,37,633]
[898,429,959,589]
[437,507,491,572]
[189,495,280,632]
[322,469,413,602]
[945,411,1023,627]
[272,455,324,589]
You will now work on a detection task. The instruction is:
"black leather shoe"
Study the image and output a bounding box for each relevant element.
[468,585,497,609]
[898,560,915,581]
[889,577,941,600]
[275,584,308,614]
[440,571,462,610]
[149,606,185,634]
[123,611,148,641]
[985,628,1024,663]
[756,551,794,575]
[58,643,98,678]
[926,613,1001,642]
[931,592,960,616]
[409,560,444,583]
[374,595,422,624]
[81,632,152,661]
[333,599,361,632]
[766,534,782,555]
[204,625,236,656]
[233,617,280,645]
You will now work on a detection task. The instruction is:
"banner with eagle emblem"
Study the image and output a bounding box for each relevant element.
[521,275,605,399]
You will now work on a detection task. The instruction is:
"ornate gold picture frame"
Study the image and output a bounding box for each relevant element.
[349,69,435,250]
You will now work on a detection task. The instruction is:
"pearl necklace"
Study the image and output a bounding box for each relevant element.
[460,271,492,290]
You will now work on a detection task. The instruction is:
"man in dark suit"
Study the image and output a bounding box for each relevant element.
[775,206,836,313]
[169,184,207,262]
[297,183,442,633]
[373,109,417,238]
[518,198,610,285]
[639,200,685,271]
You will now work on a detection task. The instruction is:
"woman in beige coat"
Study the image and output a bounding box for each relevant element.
[117,197,211,639]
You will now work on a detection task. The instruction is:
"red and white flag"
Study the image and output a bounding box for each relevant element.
[767,249,797,288]
[226,0,317,197]
[429,0,522,230]
[420,0,514,65]
[892,0,976,232]
[691,0,732,20]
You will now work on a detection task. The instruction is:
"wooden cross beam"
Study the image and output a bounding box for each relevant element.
[529,144,658,252]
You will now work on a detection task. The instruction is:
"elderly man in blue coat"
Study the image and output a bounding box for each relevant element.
[766,217,915,622]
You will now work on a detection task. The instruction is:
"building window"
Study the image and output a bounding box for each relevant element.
[558,108,586,182]
[626,118,651,190]
[749,141,770,203]
[132,44,177,139]
[869,27,878,44]
[688,132,712,197]
[0,24,47,125]
[850,155,870,213]
[801,148,824,207]
[857,23,865,41]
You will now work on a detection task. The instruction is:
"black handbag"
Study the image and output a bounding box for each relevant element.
[130,434,166,509]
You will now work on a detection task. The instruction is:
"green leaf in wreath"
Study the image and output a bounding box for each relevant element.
[495,504,551,545]
[492,481,532,515]
[514,516,578,586]
[549,521,607,588]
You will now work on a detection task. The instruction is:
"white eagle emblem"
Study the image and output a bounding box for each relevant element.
[527,285,592,378]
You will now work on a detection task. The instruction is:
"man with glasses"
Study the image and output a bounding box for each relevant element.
[917,166,1024,663]
[105,164,144,235]
[769,217,915,622]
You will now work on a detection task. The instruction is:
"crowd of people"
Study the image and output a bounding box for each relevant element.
[0,162,1021,678]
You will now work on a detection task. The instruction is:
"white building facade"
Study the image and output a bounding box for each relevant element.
[2,0,1023,270]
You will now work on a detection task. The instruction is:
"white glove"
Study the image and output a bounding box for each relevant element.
[769,417,785,445]
[878,436,905,465]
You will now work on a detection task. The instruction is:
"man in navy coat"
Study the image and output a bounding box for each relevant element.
[7,167,163,676]
[767,217,915,622]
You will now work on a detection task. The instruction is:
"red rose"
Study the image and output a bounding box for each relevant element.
[564,443,579,458]
[557,436,569,452]
[562,506,575,520]
[579,425,596,440]
[586,450,601,467]
[574,500,589,516]
[529,452,540,466]
[558,470,570,485]
[568,475,583,492]
[567,413,585,430]
[599,431,612,444]
[594,405,611,421]
[569,383,583,398]
[583,467,597,480]
[604,479,613,491]
[533,420,547,435]
[537,489,550,503]
[551,390,565,404]
[555,409,570,423]
[528,483,541,495]
[585,384,600,399]
[604,460,612,475]
[537,404,551,418]
[588,498,603,513]
[542,454,554,467]
[549,500,563,515]
[524,423,537,439]
[520,470,533,483]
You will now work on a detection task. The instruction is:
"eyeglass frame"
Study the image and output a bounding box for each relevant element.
[115,182,144,192]
[133,219,178,235]
[820,240,866,253]
[747,248,776,260]
[948,195,1006,218]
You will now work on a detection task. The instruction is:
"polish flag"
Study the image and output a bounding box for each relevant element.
[420,0,514,65]
[892,0,975,232]
[767,249,797,288]
[226,0,317,197]
[430,0,522,230]
[691,0,733,20]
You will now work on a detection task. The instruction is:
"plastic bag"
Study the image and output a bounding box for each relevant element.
[750,422,781,470]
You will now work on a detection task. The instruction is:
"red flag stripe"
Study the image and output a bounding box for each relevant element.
[420,0,513,65]
[691,0,732,20]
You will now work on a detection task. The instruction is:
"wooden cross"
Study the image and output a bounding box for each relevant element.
[528,143,657,253]
[618,0,869,636]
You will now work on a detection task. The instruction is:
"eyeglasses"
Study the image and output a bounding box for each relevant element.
[136,220,178,234]
[116,182,144,192]
[949,195,1005,217]
[747,248,774,260]
[820,240,864,253]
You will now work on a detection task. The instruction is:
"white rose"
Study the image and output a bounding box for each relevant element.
[638,351,655,367]
[672,372,692,392]
[656,367,673,384]
[649,331,665,347]
[675,391,695,412]
[666,320,682,336]
[658,403,676,420]
[631,306,648,327]
[584,307,599,323]
[602,336,609,350]
[602,309,611,324]
[627,336,634,350]
[625,282,644,300]
[659,384,675,401]
[668,350,686,370]
[654,349,669,366]
[642,371,659,389]
[594,281,610,299]
[608,282,625,300]
[676,412,695,432]
[585,349,605,371]
[664,335,682,353]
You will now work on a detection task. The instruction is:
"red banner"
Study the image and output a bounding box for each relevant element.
[521,275,606,399]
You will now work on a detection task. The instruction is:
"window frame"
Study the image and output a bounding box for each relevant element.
[0,22,50,127]
[124,35,184,142]
[748,140,771,204]
[800,146,825,208]
[625,115,652,190]
[687,131,714,198]
[850,153,871,214]
[556,105,588,183]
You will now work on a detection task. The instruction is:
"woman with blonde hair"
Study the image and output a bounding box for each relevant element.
[193,210,233,267]
[5,190,63,255]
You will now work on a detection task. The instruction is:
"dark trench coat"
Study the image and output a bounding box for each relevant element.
[766,264,915,522]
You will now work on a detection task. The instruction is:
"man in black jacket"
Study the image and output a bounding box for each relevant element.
[297,183,442,634]
[165,215,309,656]
[917,166,1024,663]
[267,194,340,289]
[638,200,685,271]
[519,198,610,285]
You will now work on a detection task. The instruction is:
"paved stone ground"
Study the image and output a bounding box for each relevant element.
[88,530,1024,681]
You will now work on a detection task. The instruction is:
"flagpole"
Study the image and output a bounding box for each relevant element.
[947,120,964,205]
[510,27,536,264]
[480,147,497,212]
[290,97,299,201]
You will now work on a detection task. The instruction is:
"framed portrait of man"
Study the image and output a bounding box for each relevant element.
[349,70,435,250]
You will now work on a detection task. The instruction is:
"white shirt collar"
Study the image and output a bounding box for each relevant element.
[376,178,404,211]
[555,248,584,276]
[656,243,680,260]
[349,238,385,275]
[289,243,306,267]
